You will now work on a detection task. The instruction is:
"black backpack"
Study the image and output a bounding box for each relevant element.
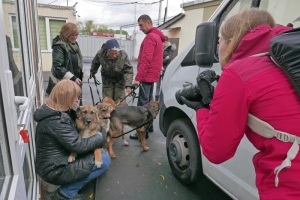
[269,27,300,96]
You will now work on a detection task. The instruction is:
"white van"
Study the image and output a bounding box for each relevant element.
[159,0,300,199]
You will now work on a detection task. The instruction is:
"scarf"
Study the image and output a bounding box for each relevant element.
[66,42,83,69]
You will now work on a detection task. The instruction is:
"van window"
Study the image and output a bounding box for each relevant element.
[259,0,300,28]
[181,46,196,67]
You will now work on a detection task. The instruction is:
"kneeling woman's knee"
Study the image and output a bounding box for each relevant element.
[101,150,111,170]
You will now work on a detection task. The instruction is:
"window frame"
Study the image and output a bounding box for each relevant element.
[9,15,67,52]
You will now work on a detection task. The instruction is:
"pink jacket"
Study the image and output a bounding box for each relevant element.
[135,27,166,83]
[196,25,300,199]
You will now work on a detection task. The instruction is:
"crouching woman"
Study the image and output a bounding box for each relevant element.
[34,79,111,200]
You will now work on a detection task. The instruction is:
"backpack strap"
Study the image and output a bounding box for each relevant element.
[247,114,300,187]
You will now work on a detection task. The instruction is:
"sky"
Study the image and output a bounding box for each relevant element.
[37,0,191,34]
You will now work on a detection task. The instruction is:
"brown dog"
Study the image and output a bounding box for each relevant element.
[68,105,103,168]
[101,97,129,153]
[108,100,160,157]
[96,100,115,133]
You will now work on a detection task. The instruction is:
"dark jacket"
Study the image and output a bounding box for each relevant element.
[34,104,103,185]
[46,36,83,94]
[135,27,166,83]
[90,44,133,87]
[162,43,176,69]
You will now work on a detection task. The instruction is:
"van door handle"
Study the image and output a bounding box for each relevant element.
[15,96,29,111]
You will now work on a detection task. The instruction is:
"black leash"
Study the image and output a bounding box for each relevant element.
[88,75,102,106]
[116,85,139,106]
[111,120,152,138]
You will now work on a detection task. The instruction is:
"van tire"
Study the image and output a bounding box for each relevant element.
[166,118,204,185]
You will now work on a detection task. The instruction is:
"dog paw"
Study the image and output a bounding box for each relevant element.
[95,161,103,168]
[68,155,76,163]
[109,152,116,158]
[143,146,150,151]
[123,140,129,146]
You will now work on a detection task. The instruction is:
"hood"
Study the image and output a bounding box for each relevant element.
[164,43,177,51]
[34,104,60,122]
[229,24,292,64]
[148,27,166,42]
[52,35,61,48]
[171,44,177,51]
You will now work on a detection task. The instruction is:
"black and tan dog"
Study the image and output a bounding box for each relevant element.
[68,105,104,168]
[108,100,160,157]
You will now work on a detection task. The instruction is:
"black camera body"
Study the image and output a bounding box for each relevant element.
[175,70,219,105]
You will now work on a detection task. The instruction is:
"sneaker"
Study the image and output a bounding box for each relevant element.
[129,133,149,140]
[54,189,84,200]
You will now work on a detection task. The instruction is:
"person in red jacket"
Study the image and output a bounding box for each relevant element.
[181,8,299,199]
[130,14,166,140]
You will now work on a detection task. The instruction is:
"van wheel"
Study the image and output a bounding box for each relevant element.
[166,118,204,185]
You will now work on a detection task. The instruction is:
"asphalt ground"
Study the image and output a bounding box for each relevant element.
[43,60,231,200]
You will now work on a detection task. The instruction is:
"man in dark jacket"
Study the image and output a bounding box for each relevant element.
[90,39,133,102]
[130,14,166,140]
[155,36,176,101]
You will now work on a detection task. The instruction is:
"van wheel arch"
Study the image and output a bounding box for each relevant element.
[166,118,204,185]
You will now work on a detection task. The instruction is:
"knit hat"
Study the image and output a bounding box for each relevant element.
[105,39,121,51]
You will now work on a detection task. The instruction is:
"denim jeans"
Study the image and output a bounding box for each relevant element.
[137,82,154,106]
[59,150,111,198]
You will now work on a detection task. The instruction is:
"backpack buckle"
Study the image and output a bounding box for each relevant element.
[276,131,291,142]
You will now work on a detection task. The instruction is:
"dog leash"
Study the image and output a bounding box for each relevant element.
[88,75,102,106]
[116,85,139,106]
[111,120,152,138]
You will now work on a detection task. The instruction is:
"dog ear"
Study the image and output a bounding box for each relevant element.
[76,106,82,118]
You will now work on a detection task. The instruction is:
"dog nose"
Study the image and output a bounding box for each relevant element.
[85,119,92,125]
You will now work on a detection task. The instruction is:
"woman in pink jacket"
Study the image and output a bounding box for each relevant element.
[181,8,299,199]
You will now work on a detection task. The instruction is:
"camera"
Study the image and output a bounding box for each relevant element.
[175,70,219,105]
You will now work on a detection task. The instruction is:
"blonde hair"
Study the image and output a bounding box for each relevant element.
[59,22,79,41]
[220,8,275,64]
[45,80,81,111]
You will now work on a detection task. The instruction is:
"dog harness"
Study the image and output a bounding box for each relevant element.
[247,114,300,187]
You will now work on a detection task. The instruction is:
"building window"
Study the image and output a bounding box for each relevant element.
[10,15,66,51]
[39,17,66,51]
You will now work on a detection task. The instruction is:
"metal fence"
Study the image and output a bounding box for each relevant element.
[77,36,135,60]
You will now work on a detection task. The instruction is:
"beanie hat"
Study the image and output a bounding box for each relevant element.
[105,39,121,51]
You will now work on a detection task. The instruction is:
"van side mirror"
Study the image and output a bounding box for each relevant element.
[195,21,217,68]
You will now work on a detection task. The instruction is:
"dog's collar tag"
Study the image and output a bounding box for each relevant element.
[20,129,30,143]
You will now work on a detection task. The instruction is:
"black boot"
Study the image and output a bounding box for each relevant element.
[129,132,149,140]
[148,124,154,132]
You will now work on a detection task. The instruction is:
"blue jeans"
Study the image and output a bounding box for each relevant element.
[59,150,111,198]
[137,82,154,106]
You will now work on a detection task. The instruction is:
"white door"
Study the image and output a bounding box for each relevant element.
[0,0,43,199]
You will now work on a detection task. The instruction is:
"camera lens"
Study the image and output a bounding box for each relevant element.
[175,85,202,105]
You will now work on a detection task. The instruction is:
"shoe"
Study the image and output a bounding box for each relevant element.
[129,132,149,140]
[42,180,60,200]
[148,125,154,132]
[54,189,84,200]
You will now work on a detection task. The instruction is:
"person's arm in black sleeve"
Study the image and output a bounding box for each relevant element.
[53,121,104,154]
[52,45,75,80]
[163,48,174,69]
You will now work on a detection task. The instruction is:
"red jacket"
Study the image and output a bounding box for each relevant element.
[135,27,166,82]
[196,25,300,199]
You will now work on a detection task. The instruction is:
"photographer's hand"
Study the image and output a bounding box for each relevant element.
[180,97,209,111]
